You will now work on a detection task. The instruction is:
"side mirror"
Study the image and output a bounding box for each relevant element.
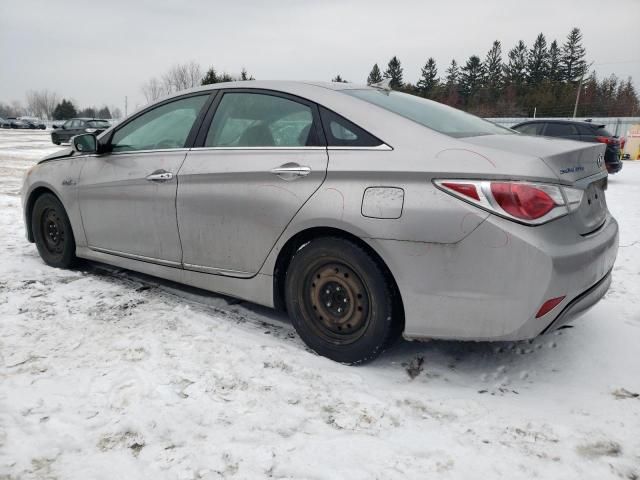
[72,133,97,154]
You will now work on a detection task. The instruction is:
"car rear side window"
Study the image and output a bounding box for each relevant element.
[514,123,543,135]
[111,95,208,152]
[544,123,578,136]
[205,93,320,147]
[319,107,383,147]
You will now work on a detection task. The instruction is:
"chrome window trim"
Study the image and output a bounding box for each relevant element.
[89,246,182,268]
[327,144,393,151]
[187,144,393,152]
[183,263,253,278]
[109,148,191,156]
[190,146,326,151]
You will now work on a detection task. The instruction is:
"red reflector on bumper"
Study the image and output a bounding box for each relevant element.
[536,296,566,318]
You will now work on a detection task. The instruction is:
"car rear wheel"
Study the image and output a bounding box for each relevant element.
[285,237,399,364]
[31,193,77,268]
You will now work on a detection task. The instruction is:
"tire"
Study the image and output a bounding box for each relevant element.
[31,193,77,268]
[285,237,399,364]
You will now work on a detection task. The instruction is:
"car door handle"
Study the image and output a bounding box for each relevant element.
[270,163,311,180]
[146,170,174,182]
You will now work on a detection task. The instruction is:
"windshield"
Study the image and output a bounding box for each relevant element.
[343,89,513,138]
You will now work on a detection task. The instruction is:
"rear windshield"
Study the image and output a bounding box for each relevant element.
[594,125,613,137]
[343,89,513,138]
[87,120,111,128]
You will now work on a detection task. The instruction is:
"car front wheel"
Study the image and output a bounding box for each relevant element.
[31,193,77,268]
[285,237,400,364]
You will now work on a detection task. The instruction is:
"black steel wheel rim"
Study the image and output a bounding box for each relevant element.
[302,259,371,345]
[40,207,65,255]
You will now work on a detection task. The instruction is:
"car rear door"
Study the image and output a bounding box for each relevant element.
[176,89,328,276]
[78,93,212,265]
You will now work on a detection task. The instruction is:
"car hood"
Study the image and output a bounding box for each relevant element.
[39,148,74,164]
[463,134,607,183]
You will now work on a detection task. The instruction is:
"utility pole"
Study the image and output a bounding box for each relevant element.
[573,62,593,119]
[533,107,537,119]
[572,76,583,118]
[125,96,128,117]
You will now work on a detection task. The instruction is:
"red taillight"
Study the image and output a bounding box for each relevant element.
[596,136,618,145]
[441,182,480,201]
[535,296,566,318]
[490,183,557,220]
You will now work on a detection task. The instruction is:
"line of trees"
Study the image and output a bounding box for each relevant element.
[359,28,639,117]
[0,91,121,121]
[140,62,254,103]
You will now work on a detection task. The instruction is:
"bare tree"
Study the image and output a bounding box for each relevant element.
[111,107,123,120]
[25,89,59,119]
[141,77,164,103]
[160,61,202,94]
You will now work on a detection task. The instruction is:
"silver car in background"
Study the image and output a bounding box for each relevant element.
[22,81,618,364]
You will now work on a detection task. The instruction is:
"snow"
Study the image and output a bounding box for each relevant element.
[0,129,639,479]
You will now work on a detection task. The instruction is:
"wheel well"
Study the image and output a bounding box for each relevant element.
[25,187,58,242]
[273,227,405,332]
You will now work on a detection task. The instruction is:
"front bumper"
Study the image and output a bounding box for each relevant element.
[370,211,619,341]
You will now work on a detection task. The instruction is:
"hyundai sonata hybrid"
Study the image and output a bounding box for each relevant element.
[21,81,619,364]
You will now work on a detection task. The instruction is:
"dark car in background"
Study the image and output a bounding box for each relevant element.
[5,117,32,129]
[51,118,111,145]
[20,117,47,129]
[512,119,623,174]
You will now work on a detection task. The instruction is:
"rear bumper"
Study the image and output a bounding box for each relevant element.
[541,270,612,334]
[370,210,619,341]
[606,160,623,174]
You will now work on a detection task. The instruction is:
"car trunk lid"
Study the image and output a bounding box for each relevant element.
[464,134,607,182]
[463,134,609,234]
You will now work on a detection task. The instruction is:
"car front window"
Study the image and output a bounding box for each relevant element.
[343,89,513,138]
[111,95,208,152]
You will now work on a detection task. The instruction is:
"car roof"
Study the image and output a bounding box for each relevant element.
[514,119,603,128]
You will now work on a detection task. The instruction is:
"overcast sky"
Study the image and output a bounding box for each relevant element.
[1,0,639,113]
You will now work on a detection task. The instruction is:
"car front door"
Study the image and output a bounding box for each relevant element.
[177,90,328,276]
[78,93,211,265]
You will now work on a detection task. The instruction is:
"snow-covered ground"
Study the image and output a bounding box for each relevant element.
[0,129,638,479]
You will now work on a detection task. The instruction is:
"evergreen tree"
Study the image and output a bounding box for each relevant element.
[201,67,219,85]
[52,99,77,120]
[527,33,549,86]
[331,75,348,83]
[416,58,438,97]
[483,40,503,97]
[240,68,254,81]
[367,64,383,85]
[384,56,404,89]
[503,40,528,87]
[78,107,96,118]
[97,106,111,119]
[561,27,588,82]
[445,59,460,86]
[548,40,562,82]
[460,55,485,101]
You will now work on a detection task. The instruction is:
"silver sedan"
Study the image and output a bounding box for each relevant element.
[21,81,619,364]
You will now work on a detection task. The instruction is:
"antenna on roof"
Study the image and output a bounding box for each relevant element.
[370,78,392,91]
